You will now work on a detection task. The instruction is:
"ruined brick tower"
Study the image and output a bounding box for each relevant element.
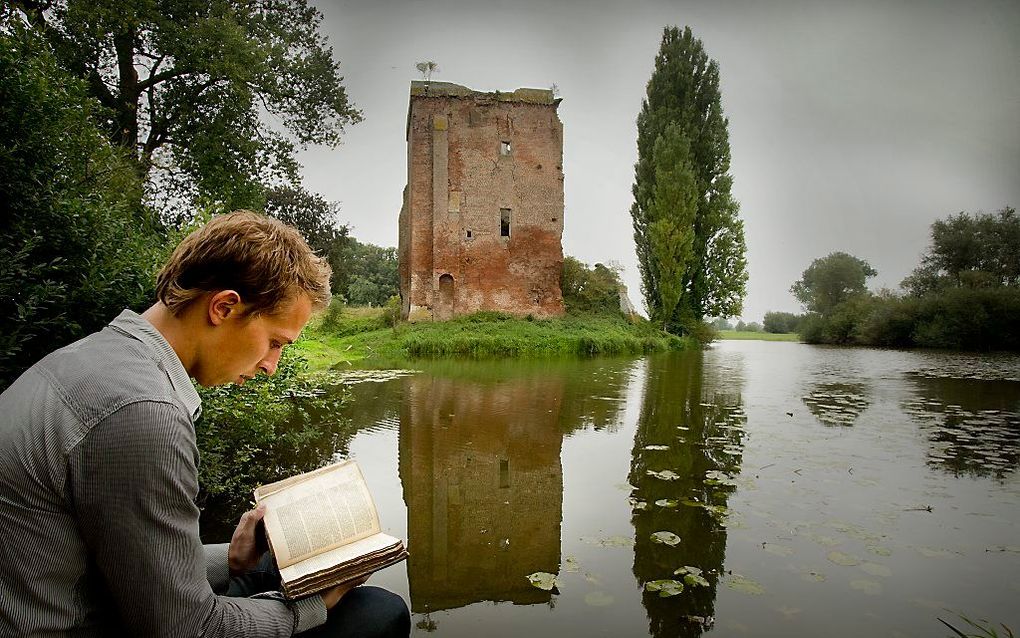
[398,81,565,321]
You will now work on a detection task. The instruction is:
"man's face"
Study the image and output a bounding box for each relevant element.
[202,293,313,387]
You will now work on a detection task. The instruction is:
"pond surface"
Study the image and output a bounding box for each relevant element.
[228,341,1020,637]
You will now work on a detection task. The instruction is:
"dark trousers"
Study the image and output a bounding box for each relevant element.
[226,553,410,637]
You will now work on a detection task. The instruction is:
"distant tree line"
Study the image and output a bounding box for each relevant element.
[789,208,1019,351]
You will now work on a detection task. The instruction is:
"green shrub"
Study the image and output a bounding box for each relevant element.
[195,349,350,518]
[0,22,167,389]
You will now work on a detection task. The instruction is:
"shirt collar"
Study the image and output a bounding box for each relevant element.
[109,309,203,421]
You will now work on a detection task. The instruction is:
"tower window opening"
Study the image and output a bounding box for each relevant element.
[500,209,511,238]
[500,141,511,156]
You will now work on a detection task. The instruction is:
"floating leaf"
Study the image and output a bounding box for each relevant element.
[866,545,892,557]
[526,572,559,591]
[645,579,684,597]
[563,557,581,573]
[860,562,891,578]
[584,591,615,606]
[827,551,861,566]
[650,531,681,546]
[632,501,649,511]
[800,569,826,583]
[647,469,682,481]
[764,543,793,557]
[655,499,678,508]
[725,574,765,595]
[850,579,882,595]
[643,445,670,451]
[683,573,710,587]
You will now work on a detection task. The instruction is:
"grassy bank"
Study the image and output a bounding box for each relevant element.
[294,306,690,370]
[718,330,800,342]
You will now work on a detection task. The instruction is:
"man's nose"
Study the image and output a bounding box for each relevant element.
[258,350,282,376]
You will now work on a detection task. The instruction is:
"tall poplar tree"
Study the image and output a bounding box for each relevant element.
[631,26,747,333]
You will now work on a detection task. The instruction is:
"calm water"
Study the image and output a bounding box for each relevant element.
[222,341,1020,637]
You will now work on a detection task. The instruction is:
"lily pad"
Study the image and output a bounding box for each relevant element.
[647,469,682,481]
[563,557,581,573]
[850,579,882,595]
[655,499,679,508]
[866,545,892,557]
[827,551,861,566]
[860,562,891,578]
[763,543,793,557]
[645,579,685,597]
[650,531,682,546]
[800,569,826,583]
[526,572,560,591]
[725,574,765,595]
[673,566,710,587]
[584,591,615,606]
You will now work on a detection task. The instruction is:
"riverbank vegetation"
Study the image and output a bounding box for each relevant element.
[787,208,1019,351]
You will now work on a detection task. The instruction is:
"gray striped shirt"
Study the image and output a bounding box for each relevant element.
[0,310,326,636]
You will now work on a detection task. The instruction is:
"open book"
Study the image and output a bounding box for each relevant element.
[254,459,408,599]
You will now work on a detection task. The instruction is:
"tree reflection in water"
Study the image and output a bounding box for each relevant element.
[629,350,746,638]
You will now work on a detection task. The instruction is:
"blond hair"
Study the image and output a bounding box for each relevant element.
[156,210,332,316]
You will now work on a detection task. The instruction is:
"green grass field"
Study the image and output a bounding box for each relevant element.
[293,306,692,370]
[718,330,800,342]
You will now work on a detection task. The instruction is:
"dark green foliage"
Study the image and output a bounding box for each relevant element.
[195,349,350,516]
[264,185,350,295]
[799,289,1020,351]
[344,240,399,307]
[561,256,624,315]
[710,317,733,331]
[903,207,1019,295]
[13,0,361,211]
[631,26,748,334]
[0,21,167,389]
[763,311,804,333]
[791,252,877,316]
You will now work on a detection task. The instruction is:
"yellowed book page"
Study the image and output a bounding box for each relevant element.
[254,460,354,500]
[258,461,381,568]
[279,533,401,583]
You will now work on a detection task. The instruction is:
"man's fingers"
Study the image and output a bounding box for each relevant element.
[237,505,266,534]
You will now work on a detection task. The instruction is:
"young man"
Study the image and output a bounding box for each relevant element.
[0,211,410,637]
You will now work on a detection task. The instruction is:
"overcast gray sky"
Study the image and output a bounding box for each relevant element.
[297,0,1020,321]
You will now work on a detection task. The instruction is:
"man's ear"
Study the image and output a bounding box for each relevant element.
[208,290,243,326]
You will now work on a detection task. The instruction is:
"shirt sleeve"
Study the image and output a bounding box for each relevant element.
[203,543,231,594]
[68,400,325,637]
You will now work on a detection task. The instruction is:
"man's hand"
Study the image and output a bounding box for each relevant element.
[228,504,267,576]
[319,576,369,610]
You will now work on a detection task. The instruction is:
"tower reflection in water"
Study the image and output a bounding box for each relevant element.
[397,359,634,616]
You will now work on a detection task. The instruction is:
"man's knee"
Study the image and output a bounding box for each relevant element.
[323,586,410,638]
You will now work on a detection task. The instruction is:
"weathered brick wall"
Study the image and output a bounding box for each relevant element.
[400,81,565,320]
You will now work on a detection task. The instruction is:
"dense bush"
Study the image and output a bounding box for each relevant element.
[763,311,804,333]
[798,288,1020,351]
[561,256,624,315]
[0,23,168,389]
[195,349,351,518]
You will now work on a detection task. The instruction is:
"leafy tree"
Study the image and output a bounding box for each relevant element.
[763,311,803,333]
[902,207,1019,295]
[11,0,361,211]
[710,317,733,331]
[0,20,167,389]
[344,240,398,307]
[631,25,747,334]
[791,252,877,315]
[263,185,350,295]
[646,124,697,329]
[561,257,623,315]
